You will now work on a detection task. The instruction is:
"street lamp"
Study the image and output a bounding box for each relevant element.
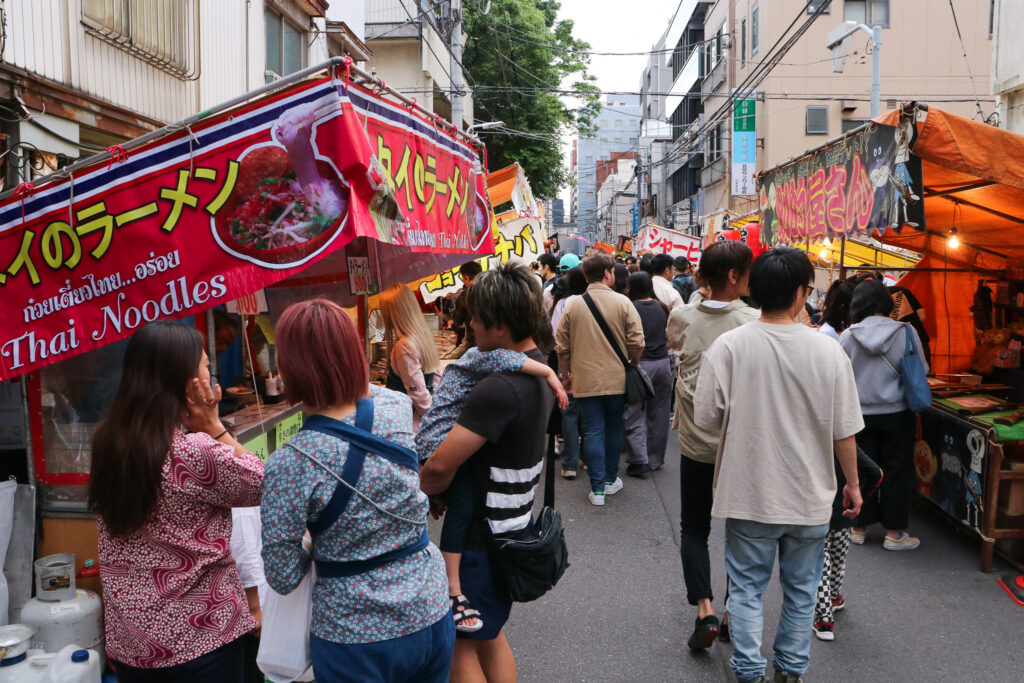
[826,21,882,117]
[467,121,505,132]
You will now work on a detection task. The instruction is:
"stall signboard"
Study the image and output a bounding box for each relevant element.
[274,412,303,451]
[0,75,492,381]
[915,409,987,533]
[634,225,702,265]
[757,120,924,245]
[419,216,545,303]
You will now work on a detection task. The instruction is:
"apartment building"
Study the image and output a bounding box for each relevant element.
[696,0,995,224]
[596,153,638,239]
[364,0,473,128]
[992,0,1024,134]
[574,94,641,241]
[0,1,367,188]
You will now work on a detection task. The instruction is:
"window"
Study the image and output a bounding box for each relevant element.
[807,0,830,13]
[751,4,759,55]
[741,18,747,65]
[614,135,622,143]
[614,119,623,128]
[989,0,995,38]
[806,106,829,135]
[585,191,595,199]
[81,0,198,77]
[845,0,889,27]
[585,155,594,164]
[265,8,304,82]
[707,121,726,160]
[842,119,868,134]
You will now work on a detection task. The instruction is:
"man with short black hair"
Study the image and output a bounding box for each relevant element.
[421,262,553,683]
[672,256,698,303]
[537,253,559,288]
[556,252,645,505]
[650,253,684,310]
[694,247,864,683]
[449,260,484,359]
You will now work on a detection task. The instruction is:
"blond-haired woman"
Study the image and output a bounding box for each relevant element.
[380,285,441,428]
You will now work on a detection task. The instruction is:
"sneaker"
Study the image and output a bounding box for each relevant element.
[687,615,720,649]
[813,620,835,642]
[832,595,845,612]
[560,468,577,480]
[588,490,605,506]
[850,528,866,545]
[774,672,805,683]
[554,437,564,456]
[738,678,770,683]
[604,477,624,495]
[625,463,649,478]
[883,532,920,551]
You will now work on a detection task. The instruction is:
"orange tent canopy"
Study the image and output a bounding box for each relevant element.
[872,106,1024,373]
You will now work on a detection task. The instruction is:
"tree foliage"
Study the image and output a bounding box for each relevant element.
[462,0,599,198]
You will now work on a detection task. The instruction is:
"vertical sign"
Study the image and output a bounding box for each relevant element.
[348,256,371,295]
[732,98,756,196]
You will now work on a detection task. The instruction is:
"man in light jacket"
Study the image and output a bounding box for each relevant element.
[556,252,645,506]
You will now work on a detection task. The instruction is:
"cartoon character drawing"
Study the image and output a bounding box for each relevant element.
[868,145,891,231]
[964,430,985,530]
[938,434,965,517]
[914,439,937,497]
[888,118,920,230]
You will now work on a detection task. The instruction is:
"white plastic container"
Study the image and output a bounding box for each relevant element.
[0,647,47,683]
[20,591,103,668]
[41,645,101,683]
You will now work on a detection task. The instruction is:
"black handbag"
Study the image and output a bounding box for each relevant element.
[581,293,655,405]
[488,435,570,602]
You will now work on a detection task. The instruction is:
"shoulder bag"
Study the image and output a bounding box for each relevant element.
[488,435,570,602]
[581,293,655,404]
[880,323,933,413]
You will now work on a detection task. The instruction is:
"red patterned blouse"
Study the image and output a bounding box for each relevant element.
[97,431,264,669]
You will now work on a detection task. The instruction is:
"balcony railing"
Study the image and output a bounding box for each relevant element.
[701,57,726,102]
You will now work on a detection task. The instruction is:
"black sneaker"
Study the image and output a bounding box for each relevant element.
[687,615,720,649]
[626,463,650,478]
[719,619,730,643]
[774,671,804,683]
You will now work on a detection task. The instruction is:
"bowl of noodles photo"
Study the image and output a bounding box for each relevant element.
[214,103,351,266]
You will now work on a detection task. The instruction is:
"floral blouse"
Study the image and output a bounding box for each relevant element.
[261,385,449,644]
[97,431,264,669]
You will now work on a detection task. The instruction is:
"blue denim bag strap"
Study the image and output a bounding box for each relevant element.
[306,398,374,536]
[301,414,420,472]
[315,530,430,578]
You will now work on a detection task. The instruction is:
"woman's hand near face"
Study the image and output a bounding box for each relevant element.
[185,377,225,436]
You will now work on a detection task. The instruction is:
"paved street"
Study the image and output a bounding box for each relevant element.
[495,431,1024,683]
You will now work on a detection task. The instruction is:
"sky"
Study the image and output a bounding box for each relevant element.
[553,0,682,208]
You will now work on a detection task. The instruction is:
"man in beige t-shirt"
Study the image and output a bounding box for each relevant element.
[693,247,863,683]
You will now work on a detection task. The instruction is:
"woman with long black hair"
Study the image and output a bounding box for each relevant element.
[90,321,264,681]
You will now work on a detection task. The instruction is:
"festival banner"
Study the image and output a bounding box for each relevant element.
[0,75,492,380]
[635,225,703,265]
[419,216,545,303]
[709,222,766,260]
[757,120,925,245]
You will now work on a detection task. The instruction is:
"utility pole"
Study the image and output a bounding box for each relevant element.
[827,21,882,117]
[448,0,465,129]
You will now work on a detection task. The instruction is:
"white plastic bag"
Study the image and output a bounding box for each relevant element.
[256,566,315,683]
[0,479,16,626]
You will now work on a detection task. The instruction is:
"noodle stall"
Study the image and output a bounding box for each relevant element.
[0,58,494,617]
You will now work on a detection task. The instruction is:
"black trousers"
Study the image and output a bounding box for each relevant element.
[855,410,916,531]
[112,636,246,683]
[680,455,716,606]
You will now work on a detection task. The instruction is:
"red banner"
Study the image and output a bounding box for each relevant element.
[0,76,492,380]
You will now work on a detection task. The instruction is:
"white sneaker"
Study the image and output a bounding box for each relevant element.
[813,621,835,641]
[588,490,605,506]
[604,477,624,495]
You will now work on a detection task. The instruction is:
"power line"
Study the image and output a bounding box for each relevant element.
[947,0,985,120]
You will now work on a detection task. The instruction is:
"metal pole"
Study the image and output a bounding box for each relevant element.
[449,0,464,130]
[838,234,848,280]
[870,25,882,117]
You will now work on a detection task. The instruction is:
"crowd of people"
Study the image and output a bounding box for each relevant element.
[85,245,928,683]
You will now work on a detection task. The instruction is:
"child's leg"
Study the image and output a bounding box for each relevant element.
[832,528,853,600]
[438,466,482,629]
[815,530,838,624]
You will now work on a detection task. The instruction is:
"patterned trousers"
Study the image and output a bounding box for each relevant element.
[814,528,852,624]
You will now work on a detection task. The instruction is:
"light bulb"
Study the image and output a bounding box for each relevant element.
[949,229,960,249]
[818,248,830,261]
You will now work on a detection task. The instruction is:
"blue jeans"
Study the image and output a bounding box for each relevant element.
[561,397,581,471]
[578,394,626,492]
[310,613,455,682]
[724,518,828,681]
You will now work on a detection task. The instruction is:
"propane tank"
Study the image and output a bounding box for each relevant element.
[19,555,103,668]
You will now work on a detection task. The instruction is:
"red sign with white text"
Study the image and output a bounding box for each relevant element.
[635,225,703,264]
[0,76,491,380]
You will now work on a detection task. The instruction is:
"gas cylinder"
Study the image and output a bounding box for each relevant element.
[20,591,103,666]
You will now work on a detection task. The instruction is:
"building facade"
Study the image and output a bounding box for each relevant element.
[596,154,637,240]
[638,0,996,238]
[1,1,367,188]
[992,0,1024,134]
[574,94,640,241]
[363,0,473,128]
